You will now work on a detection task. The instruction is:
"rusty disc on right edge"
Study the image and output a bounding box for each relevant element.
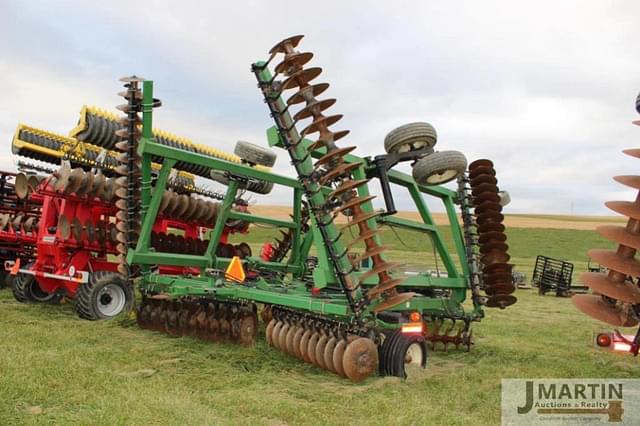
[342,337,378,383]
[572,294,638,327]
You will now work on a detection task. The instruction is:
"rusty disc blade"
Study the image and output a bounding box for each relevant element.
[23,216,35,232]
[115,199,127,210]
[281,67,322,90]
[340,212,379,231]
[328,179,369,200]
[173,194,191,217]
[605,200,640,220]
[477,222,505,234]
[278,323,291,352]
[485,283,516,296]
[75,171,95,197]
[299,329,313,363]
[293,98,336,121]
[357,261,403,284]
[64,168,86,194]
[57,215,70,239]
[314,334,329,369]
[345,227,382,251]
[0,213,10,231]
[269,34,304,54]
[342,337,378,383]
[309,130,350,151]
[588,249,640,277]
[14,173,29,199]
[479,241,509,254]
[469,159,494,170]
[614,175,640,190]
[483,262,514,274]
[367,278,405,299]
[476,210,504,225]
[478,231,507,244]
[315,146,357,169]
[11,214,23,229]
[275,51,314,75]
[350,245,391,266]
[285,325,299,356]
[292,327,305,359]
[301,114,343,136]
[85,220,95,243]
[623,148,640,159]
[101,178,115,202]
[581,272,640,304]
[287,82,330,105]
[470,174,497,187]
[238,314,257,346]
[115,220,128,233]
[572,294,638,327]
[486,294,517,309]
[321,162,361,185]
[483,271,513,285]
[116,243,127,255]
[473,191,500,205]
[271,321,284,350]
[469,166,496,180]
[324,336,338,372]
[90,172,106,198]
[475,201,502,216]
[307,331,321,365]
[332,339,348,378]
[159,191,172,213]
[471,182,498,196]
[114,165,128,176]
[116,231,127,244]
[265,319,277,346]
[371,292,417,313]
[596,225,640,250]
[481,251,511,265]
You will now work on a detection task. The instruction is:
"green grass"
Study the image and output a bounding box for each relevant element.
[0,226,633,425]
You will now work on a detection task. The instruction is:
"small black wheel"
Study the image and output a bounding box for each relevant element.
[636,91,640,114]
[412,150,467,185]
[234,140,277,167]
[12,271,33,303]
[0,269,6,289]
[29,279,63,304]
[5,272,16,289]
[379,330,428,378]
[384,122,438,154]
[75,271,133,320]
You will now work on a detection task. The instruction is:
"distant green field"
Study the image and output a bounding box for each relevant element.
[506,214,626,223]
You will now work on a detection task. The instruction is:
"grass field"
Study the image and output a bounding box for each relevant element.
[0,222,635,425]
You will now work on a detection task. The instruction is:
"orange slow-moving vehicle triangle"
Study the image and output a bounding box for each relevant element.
[225,256,246,283]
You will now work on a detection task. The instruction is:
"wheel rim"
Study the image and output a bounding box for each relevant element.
[96,284,126,317]
[30,280,56,302]
[426,169,459,184]
[404,342,425,378]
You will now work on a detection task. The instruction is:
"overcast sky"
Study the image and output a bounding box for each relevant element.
[1,1,639,215]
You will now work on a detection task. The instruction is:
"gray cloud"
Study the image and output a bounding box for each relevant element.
[1,0,639,214]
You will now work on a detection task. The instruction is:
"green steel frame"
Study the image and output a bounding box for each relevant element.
[131,80,484,327]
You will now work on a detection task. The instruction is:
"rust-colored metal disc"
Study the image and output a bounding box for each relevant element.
[596,225,640,250]
[623,148,640,159]
[281,67,322,90]
[315,146,357,169]
[116,263,128,275]
[581,272,640,304]
[116,220,128,232]
[342,337,378,383]
[299,329,313,363]
[278,323,291,352]
[470,174,497,187]
[116,243,127,255]
[472,182,499,196]
[367,278,405,299]
[114,186,128,199]
[483,262,514,274]
[287,83,330,105]
[350,245,391,266]
[301,114,344,137]
[293,98,336,121]
[476,212,504,226]
[588,249,640,277]
[115,199,127,210]
[572,294,638,327]
[269,34,304,55]
[292,327,305,359]
[323,337,338,373]
[477,222,505,234]
[322,163,364,187]
[116,231,127,244]
[605,201,640,220]
[275,51,314,74]
[101,178,115,202]
[478,231,507,244]
[372,292,417,313]
[468,166,496,180]
[473,191,500,205]
[481,251,511,265]
[486,294,517,309]
[75,171,95,197]
[315,335,329,369]
[341,212,380,232]
[11,214,23,230]
[358,261,403,284]
[90,172,106,199]
[332,339,348,378]
[271,321,284,349]
[238,314,258,346]
[309,130,350,151]
[64,168,86,194]
[475,201,502,216]
[173,194,191,217]
[23,216,35,232]
[614,175,640,190]
[307,331,320,365]
[14,173,29,199]
[57,215,70,239]
[479,241,509,254]
[469,159,494,170]
[485,283,516,296]
[285,325,299,356]
[344,227,382,251]
[483,271,513,285]
[328,179,369,200]
[159,191,173,213]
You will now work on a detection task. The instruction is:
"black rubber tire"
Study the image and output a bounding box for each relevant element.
[75,271,133,320]
[5,272,16,289]
[0,269,6,289]
[12,271,34,303]
[412,150,467,185]
[29,279,63,304]
[384,122,437,154]
[234,141,277,168]
[379,330,427,378]
[636,91,640,114]
[210,171,274,195]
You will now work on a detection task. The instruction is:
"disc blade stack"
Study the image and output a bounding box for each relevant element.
[572,129,640,327]
[468,159,516,309]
